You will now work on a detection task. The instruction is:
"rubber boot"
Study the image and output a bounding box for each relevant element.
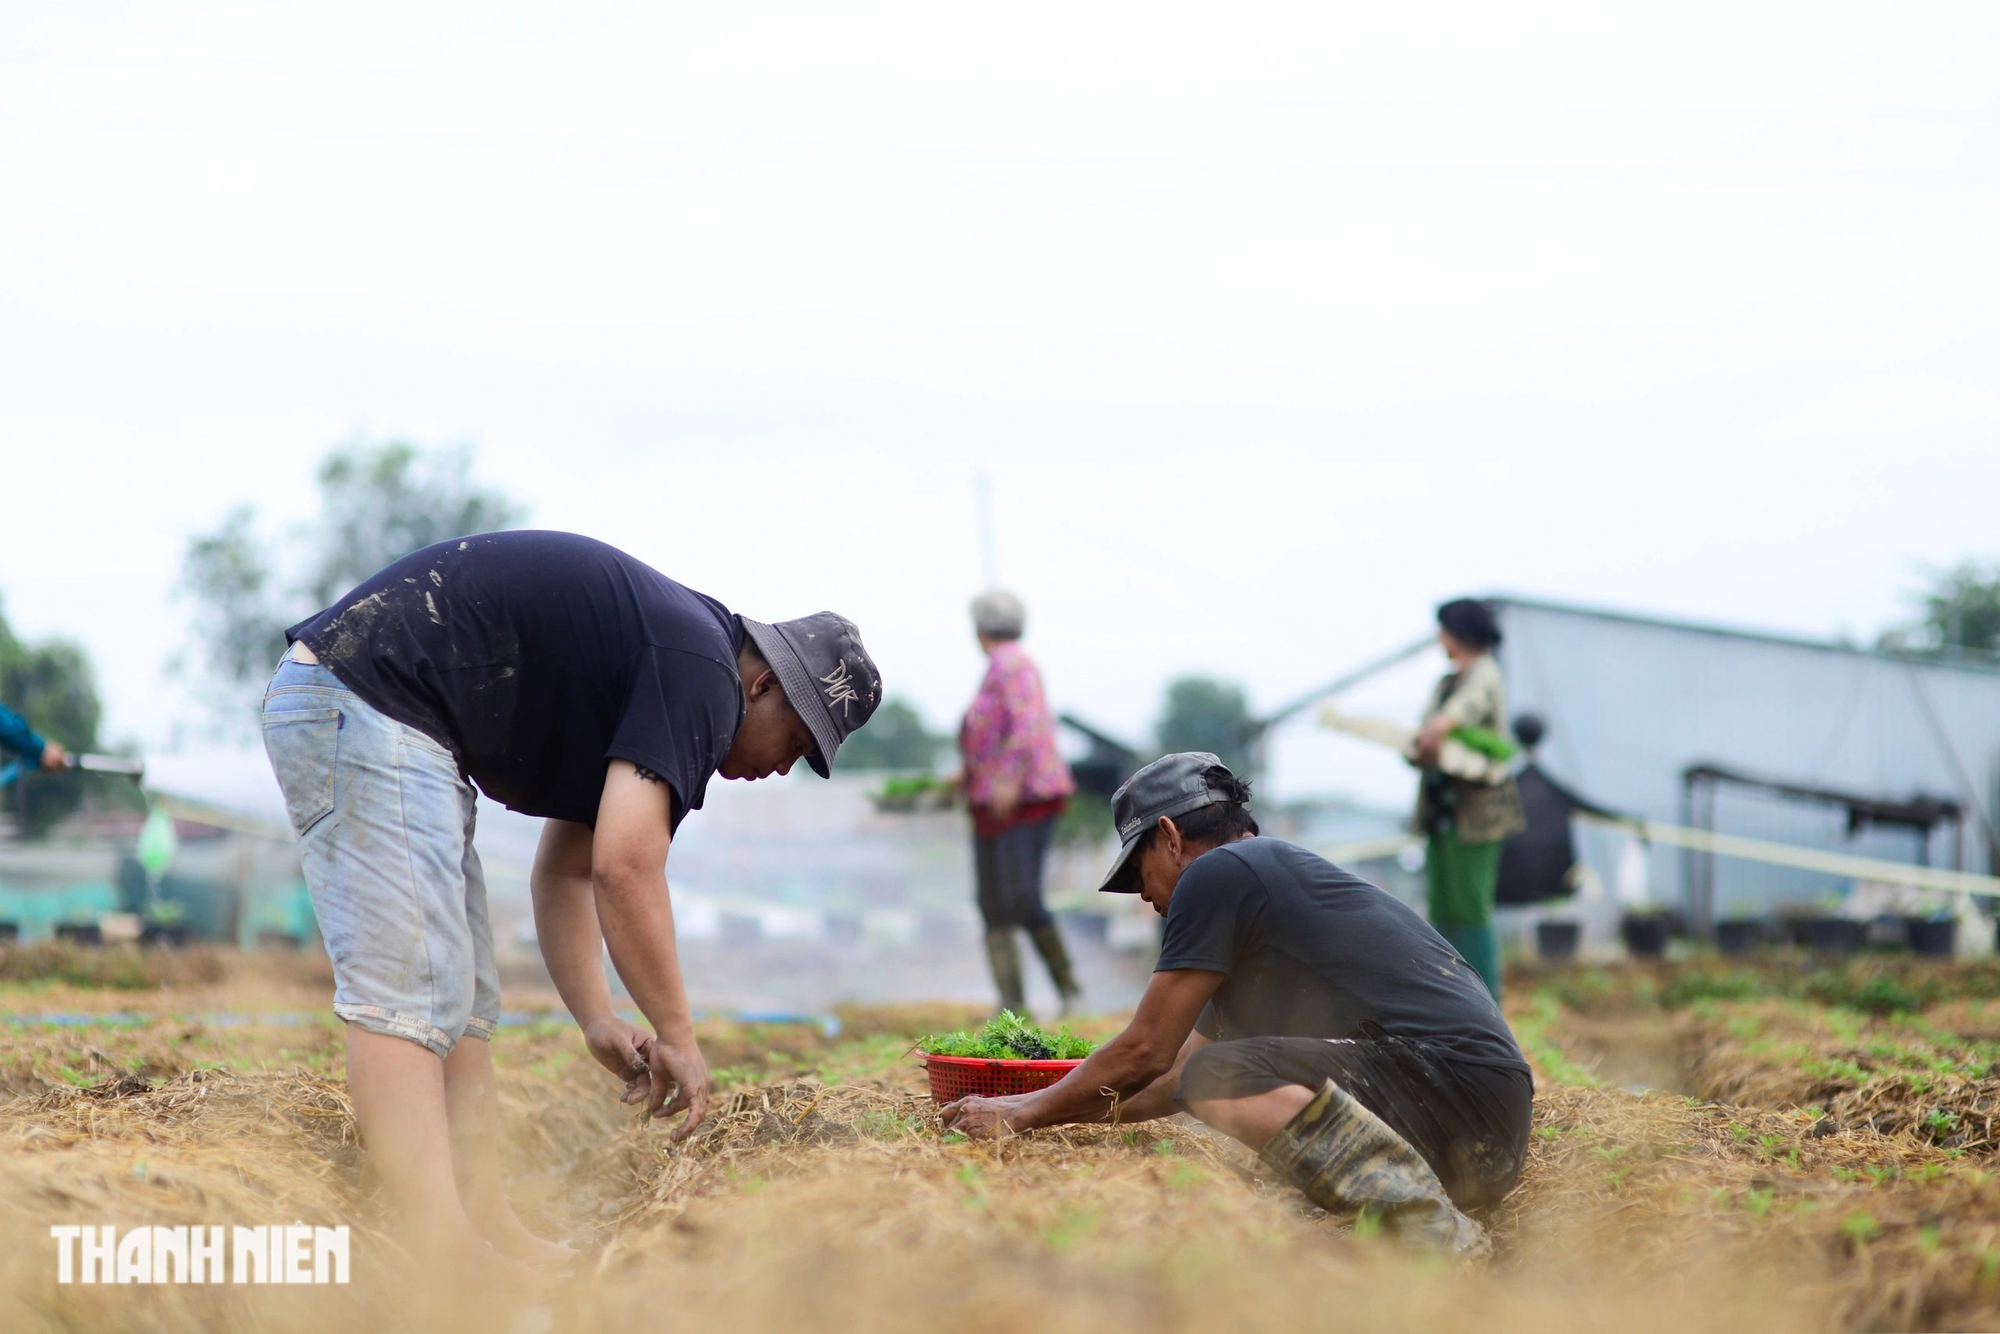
[1258,1079,1489,1258]
[1027,924,1082,1017]
[984,928,1026,1015]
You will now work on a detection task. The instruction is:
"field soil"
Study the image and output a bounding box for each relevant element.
[4,948,2000,1331]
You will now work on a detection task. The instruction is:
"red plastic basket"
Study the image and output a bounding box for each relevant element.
[921,1053,1084,1103]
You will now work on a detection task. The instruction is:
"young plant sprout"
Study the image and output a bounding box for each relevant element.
[919,1011,1095,1061]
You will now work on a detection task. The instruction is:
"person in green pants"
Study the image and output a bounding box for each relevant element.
[1413,599,1524,1000]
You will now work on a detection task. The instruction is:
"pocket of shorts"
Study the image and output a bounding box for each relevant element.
[262,708,342,837]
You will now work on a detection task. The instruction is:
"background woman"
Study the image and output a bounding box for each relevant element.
[1413,598,1525,999]
[958,590,1081,1016]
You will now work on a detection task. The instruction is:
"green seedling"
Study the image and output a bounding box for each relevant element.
[919,1010,1096,1061]
[1840,1211,1881,1246]
[1922,1108,1961,1139]
[1743,1188,1774,1219]
[957,1161,988,1210]
[1044,1205,1098,1251]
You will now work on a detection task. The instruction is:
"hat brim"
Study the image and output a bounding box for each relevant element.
[1096,834,1144,893]
[740,618,838,779]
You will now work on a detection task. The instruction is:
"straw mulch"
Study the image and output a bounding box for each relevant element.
[1681,1003,2000,1153]
[0,1067,388,1333]
[12,976,2000,1333]
[546,1066,1819,1334]
[1515,996,2000,1332]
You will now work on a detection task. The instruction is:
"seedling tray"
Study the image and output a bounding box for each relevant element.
[922,1053,1083,1103]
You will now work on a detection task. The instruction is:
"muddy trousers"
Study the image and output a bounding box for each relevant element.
[983,926,1080,1015]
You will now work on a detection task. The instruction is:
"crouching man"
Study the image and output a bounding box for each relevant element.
[262,530,880,1282]
[941,752,1531,1254]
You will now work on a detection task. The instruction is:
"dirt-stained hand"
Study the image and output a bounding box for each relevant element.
[582,1016,657,1104]
[639,1027,711,1141]
[938,1094,1026,1140]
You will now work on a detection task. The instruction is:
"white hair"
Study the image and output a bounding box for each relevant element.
[970,589,1026,640]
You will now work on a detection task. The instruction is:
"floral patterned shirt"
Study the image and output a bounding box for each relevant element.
[958,642,1075,809]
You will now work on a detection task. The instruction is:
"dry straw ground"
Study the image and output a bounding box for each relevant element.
[1,950,2000,1331]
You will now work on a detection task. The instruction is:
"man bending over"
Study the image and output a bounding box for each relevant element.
[941,752,1530,1253]
[262,530,880,1281]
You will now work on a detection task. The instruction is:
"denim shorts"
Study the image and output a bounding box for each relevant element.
[261,652,501,1057]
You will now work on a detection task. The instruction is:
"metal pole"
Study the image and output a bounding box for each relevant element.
[1254,632,1438,733]
[971,472,1000,589]
[1680,769,1697,933]
[1704,772,1720,940]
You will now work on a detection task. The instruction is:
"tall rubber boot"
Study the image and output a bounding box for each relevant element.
[984,928,1026,1015]
[1027,924,1082,1017]
[1258,1079,1489,1258]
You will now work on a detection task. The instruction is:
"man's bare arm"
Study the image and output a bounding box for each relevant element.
[1089,1029,1212,1123]
[943,969,1222,1136]
[590,761,710,1137]
[992,1029,1211,1127]
[532,816,661,1105]
[531,818,614,1026]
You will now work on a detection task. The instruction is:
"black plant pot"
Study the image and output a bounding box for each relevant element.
[1864,915,1910,948]
[1907,917,1957,957]
[0,922,18,943]
[1620,915,1670,959]
[54,922,102,946]
[1536,921,1581,960]
[1804,917,1862,954]
[141,923,189,948]
[1716,920,1766,956]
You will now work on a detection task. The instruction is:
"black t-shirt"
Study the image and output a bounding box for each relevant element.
[288,531,744,830]
[1155,837,1527,1070]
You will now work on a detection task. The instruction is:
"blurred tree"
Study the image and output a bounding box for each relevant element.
[835,697,946,770]
[1054,789,1115,847]
[1155,676,1255,776]
[178,440,524,725]
[1882,562,2000,658]
[181,505,289,700]
[305,442,526,608]
[0,598,127,837]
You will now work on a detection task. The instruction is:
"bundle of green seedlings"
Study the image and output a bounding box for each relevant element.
[875,773,943,800]
[918,1010,1096,1061]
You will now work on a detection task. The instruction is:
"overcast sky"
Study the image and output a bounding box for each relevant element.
[3,2,1997,808]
